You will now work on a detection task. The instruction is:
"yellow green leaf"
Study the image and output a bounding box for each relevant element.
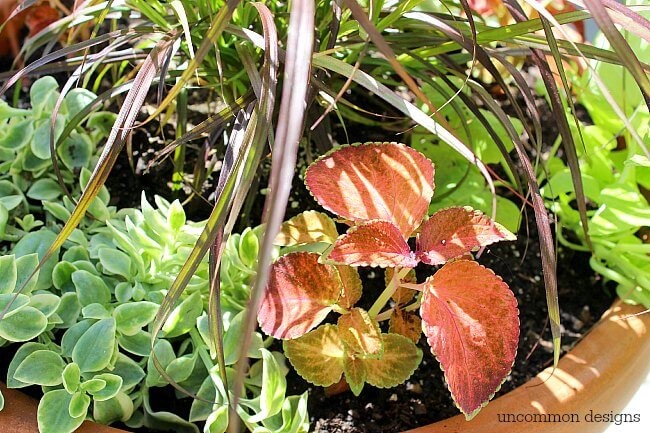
[283,324,344,387]
[274,211,339,246]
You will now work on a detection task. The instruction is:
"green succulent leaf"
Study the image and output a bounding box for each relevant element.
[89,373,123,401]
[71,318,116,373]
[29,76,59,114]
[68,391,91,419]
[0,255,17,295]
[62,363,81,393]
[37,389,85,433]
[13,230,58,291]
[57,131,94,171]
[118,330,152,357]
[166,353,197,383]
[111,353,145,392]
[61,319,93,357]
[240,349,287,423]
[98,248,133,279]
[63,88,96,119]
[1,119,33,150]
[26,178,62,201]
[167,199,186,231]
[14,350,65,386]
[72,270,111,307]
[0,306,48,342]
[55,292,82,328]
[80,378,106,393]
[0,293,30,318]
[113,301,159,336]
[283,324,344,387]
[146,339,176,387]
[6,342,48,388]
[81,303,111,320]
[29,293,61,318]
[161,290,203,338]
[93,391,134,424]
[13,253,40,295]
[223,311,264,365]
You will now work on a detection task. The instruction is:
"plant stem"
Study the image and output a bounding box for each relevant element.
[368,267,411,317]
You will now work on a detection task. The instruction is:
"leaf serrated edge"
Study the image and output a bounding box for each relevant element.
[421,261,519,420]
[304,142,434,227]
[323,219,418,268]
[282,324,345,387]
[364,333,423,389]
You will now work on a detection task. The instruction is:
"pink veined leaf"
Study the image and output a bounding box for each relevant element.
[305,142,435,238]
[416,207,516,265]
[327,220,418,268]
[258,252,341,339]
[420,260,519,419]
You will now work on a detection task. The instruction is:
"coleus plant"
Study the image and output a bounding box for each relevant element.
[258,142,519,419]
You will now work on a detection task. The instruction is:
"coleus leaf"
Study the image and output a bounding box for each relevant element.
[337,308,382,358]
[420,260,519,419]
[363,333,422,389]
[388,308,422,343]
[258,252,341,339]
[305,142,435,238]
[274,210,339,246]
[283,324,344,386]
[385,267,417,305]
[336,265,362,309]
[416,207,516,265]
[327,220,418,268]
[343,356,367,396]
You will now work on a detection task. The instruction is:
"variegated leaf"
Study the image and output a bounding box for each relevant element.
[327,221,418,268]
[305,142,434,237]
[416,207,516,265]
[258,252,341,339]
[420,260,519,419]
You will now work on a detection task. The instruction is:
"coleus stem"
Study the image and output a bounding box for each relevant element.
[368,267,412,317]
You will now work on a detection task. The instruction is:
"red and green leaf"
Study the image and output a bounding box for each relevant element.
[343,356,367,396]
[388,308,422,343]
[327,220,418,268]
[337,308,383,357]
[258,252,341,339]
[420,260,519,419]
[305,142,435,237]
[416,207,516,265]
[363,334,422,389]
[274,210,339,246]
[283,324,345,387]
[336,265,362,310]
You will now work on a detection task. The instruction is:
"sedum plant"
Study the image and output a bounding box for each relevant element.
[0,76,115,241]
[258,142,519,419]
[0,177,308,433]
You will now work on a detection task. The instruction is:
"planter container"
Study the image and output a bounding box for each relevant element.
[2,300,649,433]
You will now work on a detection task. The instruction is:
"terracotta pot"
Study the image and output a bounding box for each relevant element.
[2,299,648,433]
[405,299,650,433]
